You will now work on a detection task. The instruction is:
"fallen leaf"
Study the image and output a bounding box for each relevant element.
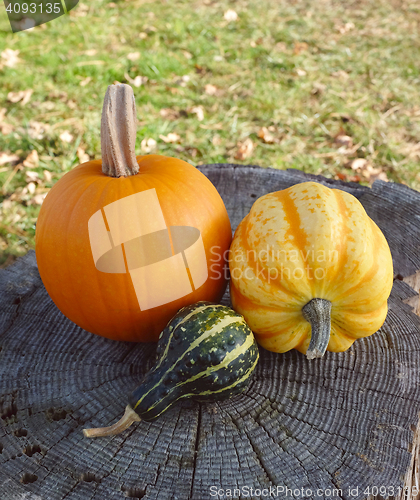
[1,48,20,68]
[67,100,77,109]
[159,133,180,143]
[250,37,264,48]
[0,123,14,135]
[205,84,218,96]
[27,182,36,194]
[350,158,388,184]
[2,199,12,211]
[235,138,254,160]
[335,172,347,181]
[335,22,355,34]
[258,127,277,144]
[77,147,90,164]
[189,106,204,121]
[28,121,50,140]
[124,73,148,87]
[141,138,157,153]
[331,70,349,80]
[0,152,19,166]
[294,42,308,55]
[43,170,53,183]
[182,50,193,60]
[212,135,221,146]
[80,76,91,87]
[23,150,39,169]
[296,68,307,77]
[28,192,48,206]
[59,131,74,143]
[25,171,40,183]
[335,135,353,148]
[7,89,33,106]
[311,82,326,95]
[127,52,141,61]
[350,158,368,171]
[224,9,238,22]
[160,108,181,120]
[274,42,288,53]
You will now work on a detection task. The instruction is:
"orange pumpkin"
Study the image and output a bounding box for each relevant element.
[36,84,231,342]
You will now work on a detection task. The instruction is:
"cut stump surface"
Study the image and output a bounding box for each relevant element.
[1,165,420,500]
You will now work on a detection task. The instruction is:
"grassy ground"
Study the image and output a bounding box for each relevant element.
[0,0,419,267]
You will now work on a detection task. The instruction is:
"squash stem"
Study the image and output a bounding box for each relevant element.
[302,298,332,360]
[83,405,141,438]
[101,84,139,178]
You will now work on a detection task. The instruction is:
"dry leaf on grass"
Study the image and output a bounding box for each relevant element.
[293,42,308,55]
[77,147,90,164]
[331,70,349,80]
[43,170,53,183]
[59,131,74,143]
[160,108,181,120]
[335,134,353,148]
[159,133,181,143]
[0,108,14,135]
[235,138,254,160]
[335,22,355,34]
[205,84,218,96]
[28,192,49,206]
[23,150,39,169]
[7,89,33,106]
[0,49,20,68]
[258,127,277,144]
[182,51,193,60]
[124,73,148,88]
[189,106,204,121]
[25,171,40,183]
[0,152,19,166]
[141,138,157,153]
[127,52,141,61]
[28,121,50,140]
[349,158,388,184]
[224,9,238,22]
[79,77,91,87]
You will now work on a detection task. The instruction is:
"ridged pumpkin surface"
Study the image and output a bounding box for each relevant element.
[229,181,393,354]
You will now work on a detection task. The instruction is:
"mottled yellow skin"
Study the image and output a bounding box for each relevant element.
[229,181,394,355]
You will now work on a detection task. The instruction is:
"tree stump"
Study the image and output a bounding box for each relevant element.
[1,165,420,500]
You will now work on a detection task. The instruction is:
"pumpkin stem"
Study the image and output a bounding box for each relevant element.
[101,83,139,178]
[302,298,332,360]
[83,405,141,438]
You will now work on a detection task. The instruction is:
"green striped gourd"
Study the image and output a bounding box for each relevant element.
[83,302,259,437]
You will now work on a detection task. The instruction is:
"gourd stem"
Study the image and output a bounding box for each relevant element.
[101,83,139,178]
[83,405,141,438]
[302,298,332,360]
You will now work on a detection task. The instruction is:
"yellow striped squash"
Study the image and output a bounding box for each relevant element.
[229,181,393,359]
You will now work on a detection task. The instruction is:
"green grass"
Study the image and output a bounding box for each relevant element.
[0,0,419,266]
